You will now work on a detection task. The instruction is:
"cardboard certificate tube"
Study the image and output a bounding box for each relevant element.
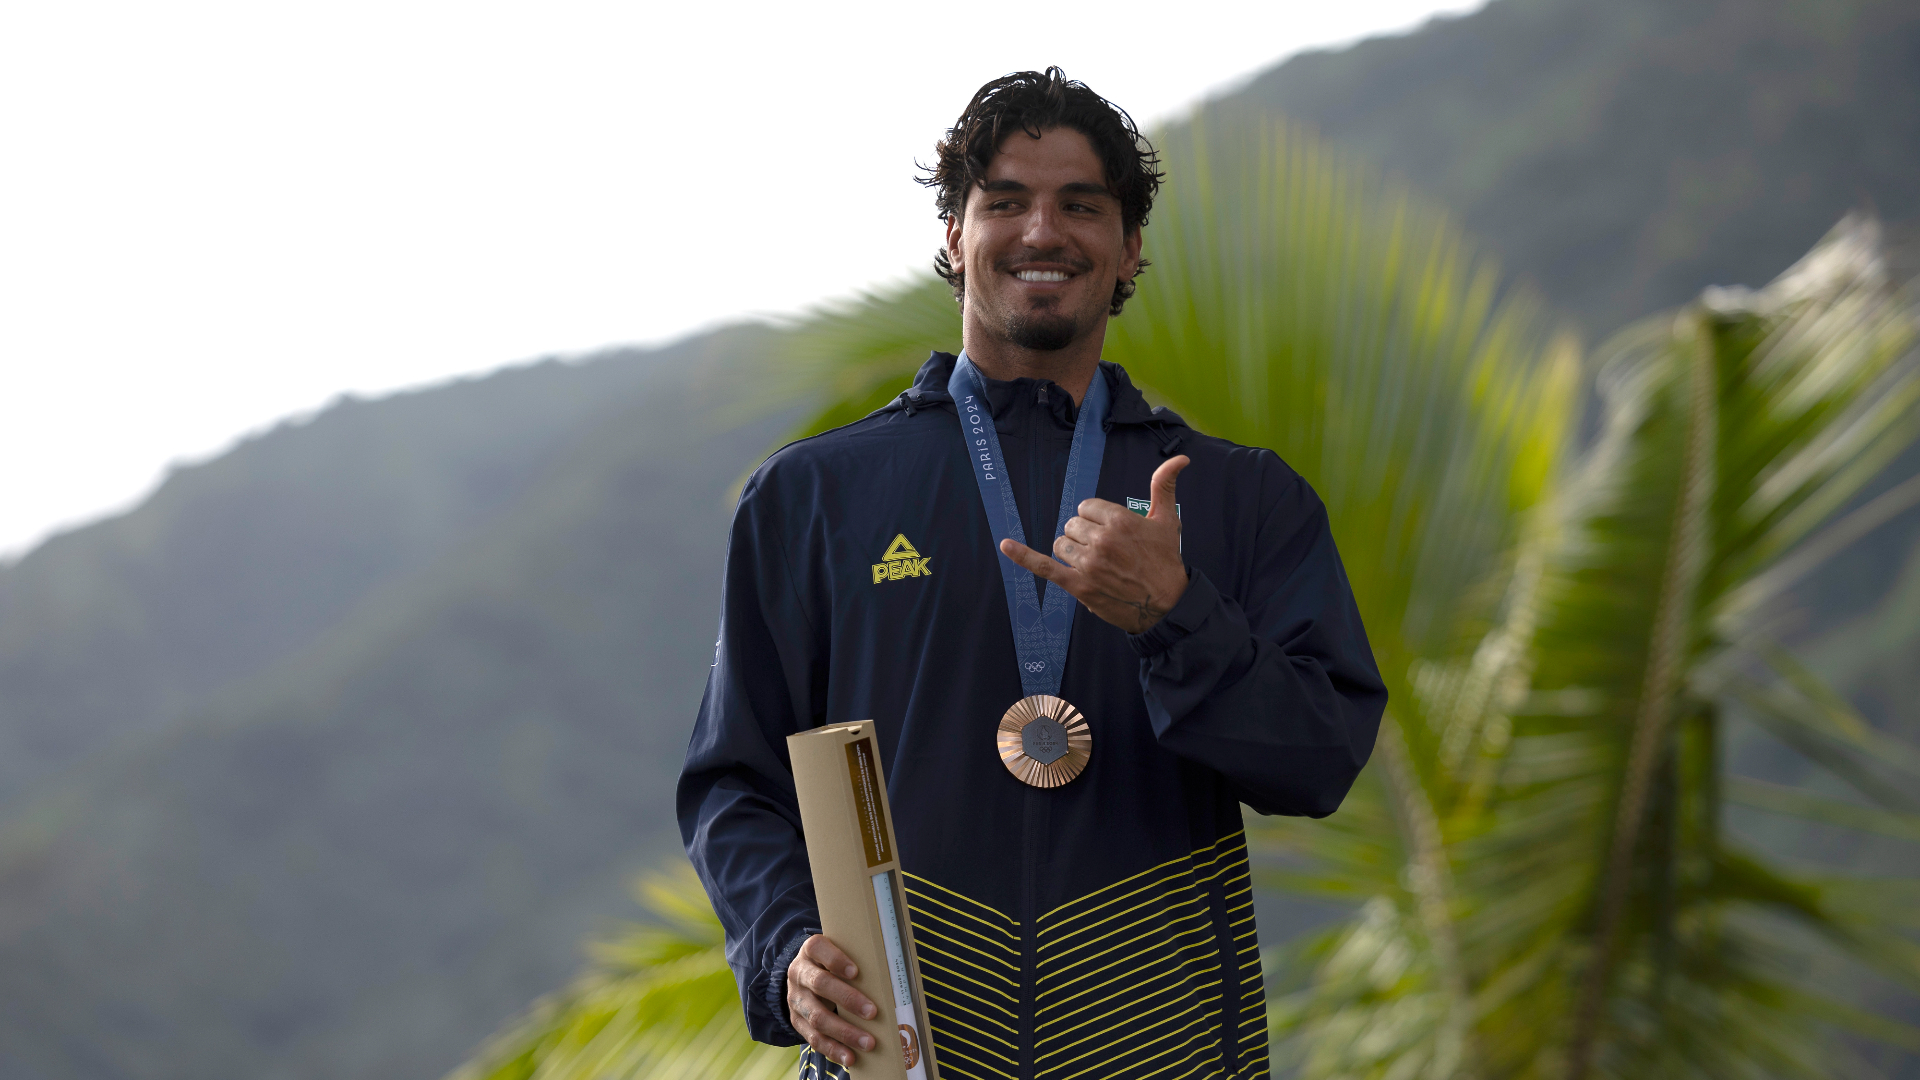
[788,722,938,1079]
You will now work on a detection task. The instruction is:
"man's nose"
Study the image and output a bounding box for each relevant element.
[1022,203,1067,248]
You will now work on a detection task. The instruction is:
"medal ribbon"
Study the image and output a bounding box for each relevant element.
[949,353,1110,699]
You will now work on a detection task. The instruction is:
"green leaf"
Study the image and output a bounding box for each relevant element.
[449,862,797,1080]
[1727,776,1920,842]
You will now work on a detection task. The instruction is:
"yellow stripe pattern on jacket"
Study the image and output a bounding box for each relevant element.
[793,832,1269,1080]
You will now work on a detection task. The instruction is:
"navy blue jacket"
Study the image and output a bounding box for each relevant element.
[678,352,1385,1080]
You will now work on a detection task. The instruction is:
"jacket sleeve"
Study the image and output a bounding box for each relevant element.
[1128,464,1387,817]
[676,471,824,1046]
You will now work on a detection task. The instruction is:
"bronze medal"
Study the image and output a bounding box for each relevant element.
[996,695,1091,788]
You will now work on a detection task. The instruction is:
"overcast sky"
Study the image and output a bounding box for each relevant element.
[0,0,1481,559]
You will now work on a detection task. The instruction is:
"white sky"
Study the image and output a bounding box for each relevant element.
[0,0,1481,559]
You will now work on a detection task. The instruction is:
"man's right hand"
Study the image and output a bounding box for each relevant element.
[787,933,879,1068]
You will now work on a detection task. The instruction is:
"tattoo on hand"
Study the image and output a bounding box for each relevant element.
[1104,591,1169,633]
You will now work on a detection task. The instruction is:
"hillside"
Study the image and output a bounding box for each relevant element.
[1,0,1916,1076]
[0,327,791,1078]
[0,330,770,812]
[1227,0,1920,337]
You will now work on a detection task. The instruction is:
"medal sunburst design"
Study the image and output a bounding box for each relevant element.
[996,694,1092,788]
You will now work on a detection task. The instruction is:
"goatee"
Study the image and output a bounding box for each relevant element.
[1006,310,1078,351]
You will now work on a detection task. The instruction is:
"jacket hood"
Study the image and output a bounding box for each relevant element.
[881,350,1187,437]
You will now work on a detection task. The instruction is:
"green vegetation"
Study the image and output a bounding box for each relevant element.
[1261,212,1920,1079]
[450,866,794,1080]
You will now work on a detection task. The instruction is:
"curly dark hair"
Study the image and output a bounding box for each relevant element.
[920,67,1163,316]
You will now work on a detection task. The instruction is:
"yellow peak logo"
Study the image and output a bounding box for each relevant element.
[872,534,933,584]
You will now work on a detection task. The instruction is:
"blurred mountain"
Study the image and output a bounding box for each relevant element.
[2,0,1916,1077]
[0,336,751,812]
[0,327,787,1078]
[1226,0,1920,337]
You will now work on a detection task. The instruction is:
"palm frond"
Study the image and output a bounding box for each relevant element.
[768,275,962,439]
[448,863,796,1080]
[1261,214,1920,1080]
[1486,215,1920,1079]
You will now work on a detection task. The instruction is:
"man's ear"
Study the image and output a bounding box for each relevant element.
[944,212,965,274]
[1120,226,1143,282]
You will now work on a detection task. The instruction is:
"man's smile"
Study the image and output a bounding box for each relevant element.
[1004,255,1090,289]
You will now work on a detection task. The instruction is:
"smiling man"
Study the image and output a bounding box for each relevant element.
[678,68,1387,1080]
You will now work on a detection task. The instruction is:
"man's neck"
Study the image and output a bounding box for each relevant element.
[961,340,1103,405]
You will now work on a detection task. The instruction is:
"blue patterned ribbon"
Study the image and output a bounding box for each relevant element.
[948,353,1110,699]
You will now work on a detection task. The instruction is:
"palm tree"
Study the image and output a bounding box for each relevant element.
[1266,212,1920,1080]
[454,112,1920,1080]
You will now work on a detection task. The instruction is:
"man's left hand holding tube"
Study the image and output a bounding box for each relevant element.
[787,933,878,1068]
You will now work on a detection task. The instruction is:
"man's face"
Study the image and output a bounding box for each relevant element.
[946,126,1142,352]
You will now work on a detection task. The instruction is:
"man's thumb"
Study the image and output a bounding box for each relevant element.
[1149,455,1190,519]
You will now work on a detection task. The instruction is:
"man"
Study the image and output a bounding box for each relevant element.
[679,68,1385,1079]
